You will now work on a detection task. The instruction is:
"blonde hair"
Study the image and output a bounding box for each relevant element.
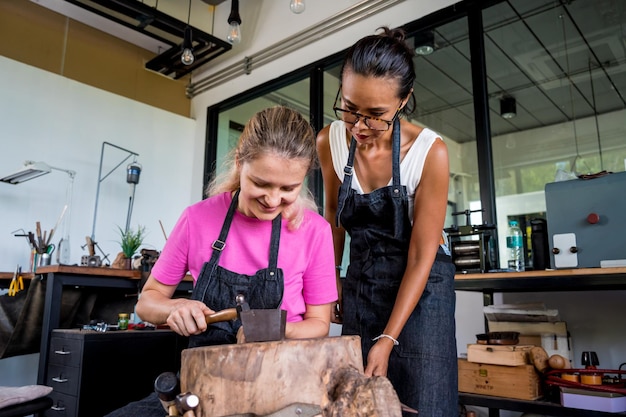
[206,106,319,230]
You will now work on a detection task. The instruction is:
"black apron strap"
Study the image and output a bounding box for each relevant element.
[206,189,241,267]
[336,137,357,227]
[391,118,402,190]
[268,214,281,272]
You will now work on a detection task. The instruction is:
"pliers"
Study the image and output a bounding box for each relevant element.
[8,265,24,296]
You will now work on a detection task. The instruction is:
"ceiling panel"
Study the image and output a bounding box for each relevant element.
[408,0,625,144]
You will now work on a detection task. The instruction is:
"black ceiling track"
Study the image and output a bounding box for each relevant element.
[64,0,232,79]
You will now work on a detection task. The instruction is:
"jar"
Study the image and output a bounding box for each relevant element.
[118,313,129,330]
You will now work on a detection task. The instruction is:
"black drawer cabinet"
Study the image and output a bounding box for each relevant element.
[44,329,185,417]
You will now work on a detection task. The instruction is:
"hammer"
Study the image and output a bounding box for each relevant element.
[204,294,286,343]
[154,372,199,417]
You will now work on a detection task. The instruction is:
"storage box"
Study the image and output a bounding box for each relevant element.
[467,344,533,366]
[458,358,542,400]
[483,303,560,322]
[487,320,573,362]
[488,320,567,336]
[561,387,626,412]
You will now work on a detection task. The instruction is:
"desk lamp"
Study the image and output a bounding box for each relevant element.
[1,161,52,184]
[1,160,76,264]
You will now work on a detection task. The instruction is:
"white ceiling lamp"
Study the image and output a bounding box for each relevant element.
[290,0,305,14]
[227,0,242,44]
[181,0,195,65]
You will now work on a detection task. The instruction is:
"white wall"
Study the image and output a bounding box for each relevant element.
[0,56,198,270]
[0,55,199,386]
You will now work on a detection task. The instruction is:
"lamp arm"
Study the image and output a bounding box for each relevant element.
[50,166,76,179]
[91,141,139,242]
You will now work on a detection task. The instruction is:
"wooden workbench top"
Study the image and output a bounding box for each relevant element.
[0,265,140,280]
[1,265,194,281]
[455,267,626,280]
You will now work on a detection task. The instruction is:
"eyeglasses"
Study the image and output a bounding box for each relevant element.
[332,89,401,131]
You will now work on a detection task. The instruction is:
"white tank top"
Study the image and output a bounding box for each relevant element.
[328,120,441,223]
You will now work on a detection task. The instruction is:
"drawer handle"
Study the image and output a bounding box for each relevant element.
[54,349,71,355]
[51,405,66,411]
[52,377,68,383]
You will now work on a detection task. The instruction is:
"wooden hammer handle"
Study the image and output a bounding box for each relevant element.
[205,308,237,324]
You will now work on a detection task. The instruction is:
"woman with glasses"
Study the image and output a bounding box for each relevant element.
[317,27,457,416]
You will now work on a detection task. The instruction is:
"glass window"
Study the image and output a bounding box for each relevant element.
[483,0,626,268]
[407,17,478,230]
[213,80,311,180]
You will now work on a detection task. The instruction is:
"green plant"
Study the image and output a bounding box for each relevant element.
[117,225,146,258]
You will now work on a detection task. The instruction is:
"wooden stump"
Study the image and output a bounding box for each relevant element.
[321,367,402,417]
[181,336,366,417]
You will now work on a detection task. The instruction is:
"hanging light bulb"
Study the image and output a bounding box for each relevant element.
[180,0,194,66]
[290,0,305,14]
[227,0,242,44]
[181,26,194,65]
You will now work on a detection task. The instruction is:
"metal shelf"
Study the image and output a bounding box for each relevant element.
[454,267,626,293]
[460,393,626,417]
[455,267,626,416]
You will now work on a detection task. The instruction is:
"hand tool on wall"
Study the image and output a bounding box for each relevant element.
[28,232,37,250]
[36,221,43,251]
[8,265,24,296]
[203,294,286,343]
[45,204,68,248]
[85,236,96,257]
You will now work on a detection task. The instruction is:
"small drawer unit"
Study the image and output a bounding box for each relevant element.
[45,329,185,417]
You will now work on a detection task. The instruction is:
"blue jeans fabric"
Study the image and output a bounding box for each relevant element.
[342,248,458,417]
[337,119,458,416]
[103,392,163,417]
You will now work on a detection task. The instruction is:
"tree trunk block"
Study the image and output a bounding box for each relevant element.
[180,336,366,417]
[321,367,402,417]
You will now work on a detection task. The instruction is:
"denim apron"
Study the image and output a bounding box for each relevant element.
[336,119,458,416]
[188,190,284,348]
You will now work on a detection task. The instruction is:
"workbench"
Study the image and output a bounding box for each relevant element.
[33,265,192,387]
[455,267,626,417]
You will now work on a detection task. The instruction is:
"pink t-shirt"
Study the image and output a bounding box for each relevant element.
[151,192,338,323]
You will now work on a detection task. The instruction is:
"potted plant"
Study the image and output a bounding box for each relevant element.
[115,225,146,269]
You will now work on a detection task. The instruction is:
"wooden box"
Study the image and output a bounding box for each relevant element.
[458,358,542,400]
[488,321,573,362]
[467,344,533,366]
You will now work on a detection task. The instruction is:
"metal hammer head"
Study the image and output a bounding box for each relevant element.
[236,294,286,343]
[154,371,180,414]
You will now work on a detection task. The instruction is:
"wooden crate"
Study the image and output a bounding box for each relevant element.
[458,358,542,400]
[467,344,533,366]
